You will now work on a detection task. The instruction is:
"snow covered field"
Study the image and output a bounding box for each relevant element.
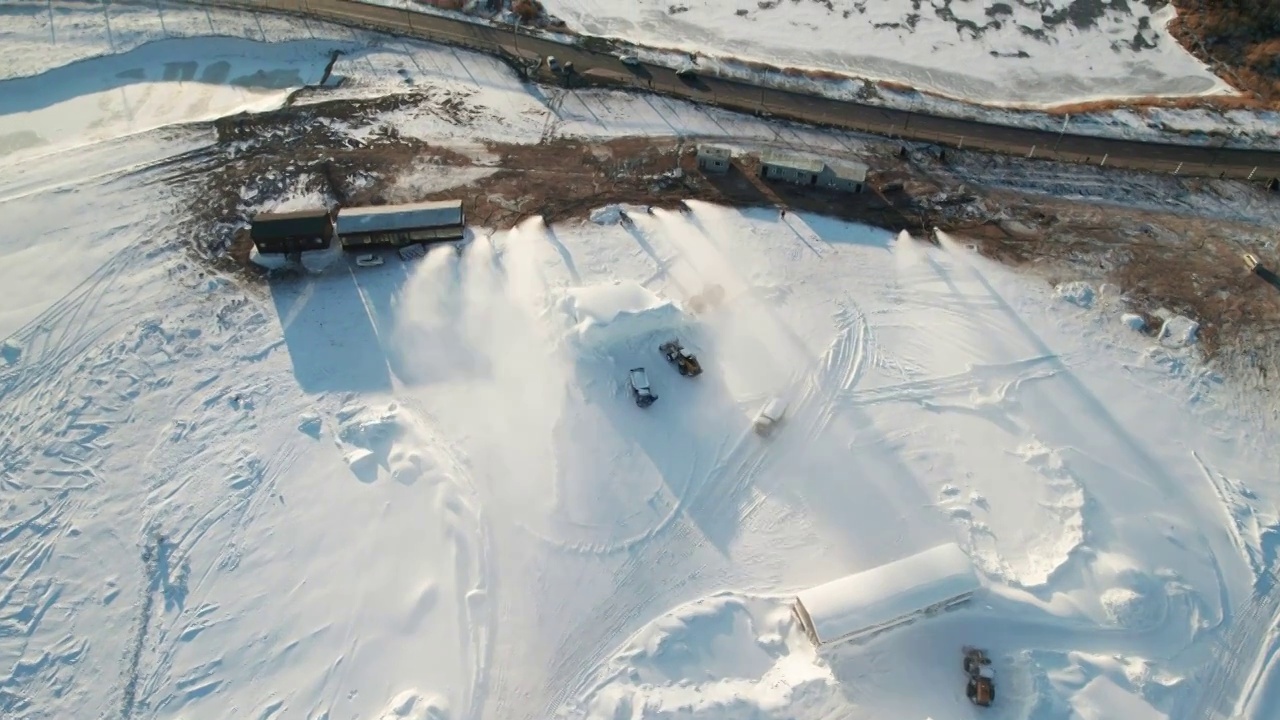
[7,161,1280,719]
[5,4,1280,720]
[7,0,1280,151]
[529,0,1229,107]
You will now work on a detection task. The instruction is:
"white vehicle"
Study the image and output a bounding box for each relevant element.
[546,55,561,73]
[355,254,383,267]
[619,54,640,66]
[753,396,788,436]
[629,367,657,408]
[1243,252,1260,272]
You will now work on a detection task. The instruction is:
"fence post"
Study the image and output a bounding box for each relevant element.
[958,136,963,150]
[1100,153,1108,167]
[1027,145,1035,159]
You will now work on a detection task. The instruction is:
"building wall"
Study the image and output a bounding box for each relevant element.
[761,163,817,185]
[339,225,465,248]
[819,175,863,193]
[698,157,728,173]
[254,234,332,255]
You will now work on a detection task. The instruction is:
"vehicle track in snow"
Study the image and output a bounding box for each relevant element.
[1184,588,1280,720]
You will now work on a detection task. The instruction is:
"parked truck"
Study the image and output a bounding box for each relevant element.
[629,367,657,408]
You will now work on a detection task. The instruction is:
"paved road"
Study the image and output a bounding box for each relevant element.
[196,0,1280,182]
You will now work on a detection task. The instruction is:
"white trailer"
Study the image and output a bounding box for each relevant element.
[792,543,980,648]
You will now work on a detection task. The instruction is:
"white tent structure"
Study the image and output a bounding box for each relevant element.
[792,543,980,648]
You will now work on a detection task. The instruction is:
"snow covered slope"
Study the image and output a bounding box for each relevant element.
[535,0,1230,106]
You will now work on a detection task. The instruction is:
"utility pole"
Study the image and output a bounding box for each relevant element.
[1054,113,1069,152]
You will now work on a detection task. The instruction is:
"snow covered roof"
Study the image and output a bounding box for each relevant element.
[698,145,731,159]
[827,160,869,183]
[794,543,979,646]
[759,150,824,174]
[335,200,464,236]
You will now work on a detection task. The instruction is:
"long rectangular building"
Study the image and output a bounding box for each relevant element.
[792,542,979,648]
[335,200,465,249]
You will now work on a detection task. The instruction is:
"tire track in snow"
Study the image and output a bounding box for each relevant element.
[837,354,1064,408]
[1185,588,1280,720]
[394,402,496,720]
[926,234,1260,716]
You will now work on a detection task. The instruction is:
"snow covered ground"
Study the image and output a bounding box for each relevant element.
[7,165,1280,719]
[5,4,1280,720]
[6,123,1280,719]
[527,0,1229,108]
[8,0,1280,151]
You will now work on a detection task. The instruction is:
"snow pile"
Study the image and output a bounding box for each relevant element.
[558,279,685,349]
[563,594,839,720]
[1155,310,1200,348]
[1055,281,1096,309]
[1072,675,1168,720]
[1122,313,1148,332]
[589,204,625,225]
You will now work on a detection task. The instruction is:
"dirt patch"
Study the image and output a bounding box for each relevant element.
[173,90,1280,374]
[1166,0,1280,104]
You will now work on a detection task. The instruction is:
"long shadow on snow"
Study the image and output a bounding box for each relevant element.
[681,205,947,572]
[360,240,495,387]
[583,327,757,556]
[267,262,394,394]
[0,36,353,117]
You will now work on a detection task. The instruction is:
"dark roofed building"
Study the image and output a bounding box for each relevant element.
[250,208,333,254]
[335,200,466,249]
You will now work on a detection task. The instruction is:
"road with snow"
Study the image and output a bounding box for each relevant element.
[183,0,1280,182]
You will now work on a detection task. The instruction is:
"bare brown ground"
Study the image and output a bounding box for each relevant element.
[1167,0,1280,105]
[181,93,1280,369]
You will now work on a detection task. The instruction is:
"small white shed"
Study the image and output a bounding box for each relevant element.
[792,543,979,648]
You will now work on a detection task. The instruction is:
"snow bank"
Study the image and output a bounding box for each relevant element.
[1156,311,1200,348]
[558,280,685,349]
[793,543,980,647]
[1055,281,1096,309]
[564,593,838,720]
[1072,676,1167,720]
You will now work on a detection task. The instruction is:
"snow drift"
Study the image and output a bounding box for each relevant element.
[557,280,686,351]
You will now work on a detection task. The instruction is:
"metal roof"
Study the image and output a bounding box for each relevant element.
[698,145,732,158]
[759,150,824,174]
[336,200,464,235]
[250,208,331,240]
[827,160,869,182]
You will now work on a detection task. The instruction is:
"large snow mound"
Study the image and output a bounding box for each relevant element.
[562,593,839,720]
[558,280,685,349]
